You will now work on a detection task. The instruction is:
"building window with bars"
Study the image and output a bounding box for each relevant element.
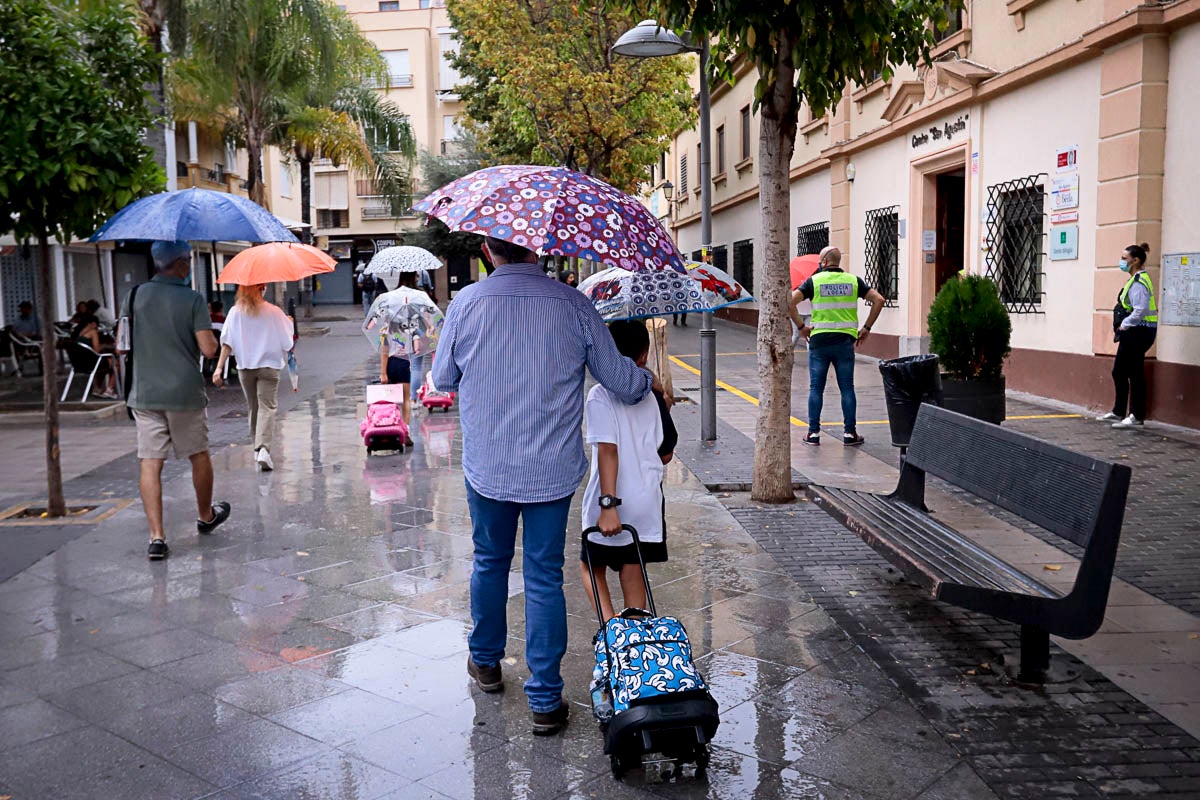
[864,206,899,306]
[715,126,725,175]
[796,221,830,256]
[739,106,751,161]
[317,209,349,229]
[712,244,728,272]
[985,176,1046,313]
[733,239,754,294]
[678,153,689,194]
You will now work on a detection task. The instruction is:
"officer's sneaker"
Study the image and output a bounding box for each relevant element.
[1095,411,1122,422]
[1112,414,1144,429]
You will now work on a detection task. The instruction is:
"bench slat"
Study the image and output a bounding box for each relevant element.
[819,486,1060,599]
[906,406,1109,549]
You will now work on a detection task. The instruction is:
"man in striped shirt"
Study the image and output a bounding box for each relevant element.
[433,236,657,735]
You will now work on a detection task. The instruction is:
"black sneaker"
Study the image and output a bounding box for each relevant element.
[803,431,820,446]
[467,657,504,693]
[197,501,231,535]
[843,432,865,447]
[147,539,169,560]
[531,703,570,736]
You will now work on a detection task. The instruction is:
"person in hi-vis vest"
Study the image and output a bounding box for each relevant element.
[789,246,885,447]
[1096,242,1158,429]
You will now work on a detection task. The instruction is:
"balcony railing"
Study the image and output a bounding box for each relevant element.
[369,73,414,89]
[361,205,414,220]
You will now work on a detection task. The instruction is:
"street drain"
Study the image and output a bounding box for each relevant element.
[0,498,134,526]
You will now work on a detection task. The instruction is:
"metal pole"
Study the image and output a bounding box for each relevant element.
[697,40,717,442]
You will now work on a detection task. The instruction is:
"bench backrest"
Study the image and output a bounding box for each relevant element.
[906,405,1120,549]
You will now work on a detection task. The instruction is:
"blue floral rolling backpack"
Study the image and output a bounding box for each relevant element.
[584,525,720,779]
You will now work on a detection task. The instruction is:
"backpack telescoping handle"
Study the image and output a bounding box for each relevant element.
[581,524,657,628]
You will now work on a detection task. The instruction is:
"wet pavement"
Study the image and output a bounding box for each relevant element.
[0,331,989,799]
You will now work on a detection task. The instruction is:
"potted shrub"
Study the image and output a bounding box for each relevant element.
[927,275,1012,424]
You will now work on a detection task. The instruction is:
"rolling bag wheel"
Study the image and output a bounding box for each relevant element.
[609,755,624,780]
[694,746,710,777]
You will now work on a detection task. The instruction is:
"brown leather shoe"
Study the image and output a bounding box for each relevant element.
[531,703,570,736]
[467,657,504,693]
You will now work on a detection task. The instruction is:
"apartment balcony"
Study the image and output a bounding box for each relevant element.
[369,73,414,90]
[361,204,415,220]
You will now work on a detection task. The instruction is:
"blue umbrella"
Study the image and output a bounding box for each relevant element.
[89,187,298,243]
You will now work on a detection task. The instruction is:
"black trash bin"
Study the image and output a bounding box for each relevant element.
[878,355,943,448]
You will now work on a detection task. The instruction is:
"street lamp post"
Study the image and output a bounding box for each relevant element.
[613,21,717,443]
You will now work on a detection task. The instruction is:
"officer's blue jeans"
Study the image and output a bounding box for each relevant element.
[807,335,857,433]
[465,481,572,713]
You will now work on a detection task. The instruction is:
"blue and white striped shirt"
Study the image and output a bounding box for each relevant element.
[433,261,653,503]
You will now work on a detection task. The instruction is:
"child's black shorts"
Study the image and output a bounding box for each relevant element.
[580,532,667,572]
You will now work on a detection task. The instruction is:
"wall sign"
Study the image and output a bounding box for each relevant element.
[1049,226,1078,261]
[910,114,969,150]
[1056,145,1079,173]
[1051,211,1079,225]
[922,230,937,251]
[1051,175,1080,211]
[1161,253,1200,326]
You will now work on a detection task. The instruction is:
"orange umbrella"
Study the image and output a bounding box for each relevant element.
[789,254,821,289]
[217,242,336,285]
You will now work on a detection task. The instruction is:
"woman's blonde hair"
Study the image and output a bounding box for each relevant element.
[235,284,266,316]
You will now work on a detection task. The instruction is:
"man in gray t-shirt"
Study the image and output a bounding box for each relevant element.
[119,241,231,560]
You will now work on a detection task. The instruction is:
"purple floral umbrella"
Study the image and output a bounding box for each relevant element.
[412,165,687,273]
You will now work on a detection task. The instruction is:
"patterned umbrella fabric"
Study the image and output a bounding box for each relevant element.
[364,245,443,275]
[90,187,299,243]
[216,243,335,285]
[413,165,686,273]
[579,267,707,321]
[362,287,444,359]
[685,261,754,311]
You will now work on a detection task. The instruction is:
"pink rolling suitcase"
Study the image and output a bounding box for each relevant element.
[417,371,454,412]
[361,385,410,454]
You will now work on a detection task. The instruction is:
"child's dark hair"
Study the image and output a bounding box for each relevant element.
[608,320,650,361]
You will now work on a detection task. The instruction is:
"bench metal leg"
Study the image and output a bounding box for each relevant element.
[1018,625,1050,683]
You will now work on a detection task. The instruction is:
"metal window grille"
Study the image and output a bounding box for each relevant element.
[317,209,349,229]
[679,154,689,194]
[984,175,1046,313]
[796,221,829,256]
[733,239,754,294]
[712,244,728,272]
[864,206,899,306]
[691,249,703,262]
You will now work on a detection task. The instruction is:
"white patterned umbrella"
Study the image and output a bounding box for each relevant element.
[364,245,443,275]
[362,287,444,358]
[579,267,707,321]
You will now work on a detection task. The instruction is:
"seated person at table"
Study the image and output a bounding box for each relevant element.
[11,301,40,338]
[71,313,118,399]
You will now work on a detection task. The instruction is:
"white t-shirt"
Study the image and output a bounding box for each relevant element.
[582,385,664,547]
[219,303,294,370]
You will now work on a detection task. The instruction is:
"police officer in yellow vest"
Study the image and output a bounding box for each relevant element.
[1097,242,1157,429]
[789,246,885,446]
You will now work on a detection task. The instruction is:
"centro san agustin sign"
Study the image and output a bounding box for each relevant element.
[911,114,969,149]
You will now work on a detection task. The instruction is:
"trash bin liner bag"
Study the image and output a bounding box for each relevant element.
[878,354,943,447]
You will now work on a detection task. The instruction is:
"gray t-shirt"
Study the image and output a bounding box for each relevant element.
[120,275,210,410]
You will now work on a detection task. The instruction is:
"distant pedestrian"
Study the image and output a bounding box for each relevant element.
[213,284,295,471]
[119,241,230,560]
[1098,242,1157,429]
[432,236,662,737]
[359,267,376,316]
[790,246,885,447]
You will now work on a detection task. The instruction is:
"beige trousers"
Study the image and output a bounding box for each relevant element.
[239,367,280,452]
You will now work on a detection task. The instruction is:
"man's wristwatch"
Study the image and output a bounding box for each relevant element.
[598,494,622,509]
[862,325,872,332]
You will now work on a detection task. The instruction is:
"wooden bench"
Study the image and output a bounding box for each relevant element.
[811,404,1132,682]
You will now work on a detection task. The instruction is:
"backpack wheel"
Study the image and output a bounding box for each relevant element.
[609,755,624,780]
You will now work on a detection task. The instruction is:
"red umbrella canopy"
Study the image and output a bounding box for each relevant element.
[789,254,821,289]
[217,243,336,286]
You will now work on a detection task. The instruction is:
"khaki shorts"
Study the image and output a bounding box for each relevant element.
[132,408,209,460]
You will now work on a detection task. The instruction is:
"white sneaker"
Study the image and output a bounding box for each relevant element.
[1112,415,1143,429]
[1095,411,1121,422]
[255,448,274,471]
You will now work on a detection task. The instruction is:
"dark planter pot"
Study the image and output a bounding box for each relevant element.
[941,375,1006,424]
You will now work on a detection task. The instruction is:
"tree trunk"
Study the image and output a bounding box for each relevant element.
[751,42,800,504]
[37,232,66,517]
[247,132,268,209]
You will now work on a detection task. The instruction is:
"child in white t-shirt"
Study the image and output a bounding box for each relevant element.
[580,321,678,620]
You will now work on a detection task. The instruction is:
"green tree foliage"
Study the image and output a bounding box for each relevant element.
[928,275,1011,381]
[404,133,487,263]
[172,0,414,210]
[625,0,954,501]
[0,0,162,515]
[448,0,696,192]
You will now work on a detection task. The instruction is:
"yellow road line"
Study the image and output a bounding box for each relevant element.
[667,355,1082,428]
[673,351,758,358]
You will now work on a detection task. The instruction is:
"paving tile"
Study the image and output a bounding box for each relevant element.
[44,667,193,724]
[98,627,227,668]
[916,761,1001,800]
[0,629,96,671]
[0,698,88,751]
[694,650,808,711]
[319,603,439,638]
[341,717,507,782]
[418,733,598,800]
[213,665,349,716]
[100,691,260,751]
[235,750,410,800]
[789,726,960,798]
[3,646,139,695]
[163,717,330,788]
[269,687,424,745]
[149,641,287,691]
[0,725,156,798]
[0,679,36,710]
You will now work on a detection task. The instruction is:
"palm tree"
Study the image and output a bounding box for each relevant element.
[171,0,409,209]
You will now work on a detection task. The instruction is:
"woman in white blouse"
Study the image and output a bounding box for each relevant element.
[213,285,295,471]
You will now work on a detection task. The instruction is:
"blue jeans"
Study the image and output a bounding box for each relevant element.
[465,481,572,713]
[807,336,857,433]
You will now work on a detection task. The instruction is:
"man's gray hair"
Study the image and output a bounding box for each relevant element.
[819,246,841,266]
[151,240,192,271]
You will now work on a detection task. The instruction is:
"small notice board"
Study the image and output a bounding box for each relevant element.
[1161,253,1200,327]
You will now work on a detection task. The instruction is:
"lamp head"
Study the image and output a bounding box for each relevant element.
[661,180,674,201]
[611,20,693,58]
